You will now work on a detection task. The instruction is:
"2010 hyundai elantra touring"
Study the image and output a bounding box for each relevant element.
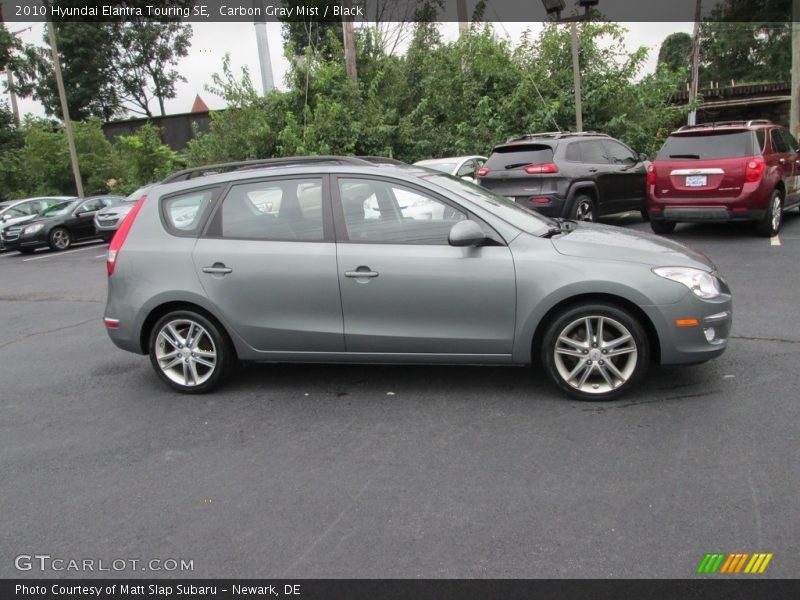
[104,156,732,401]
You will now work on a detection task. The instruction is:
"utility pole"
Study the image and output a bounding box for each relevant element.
[0,6,20,124]
[688,0,702,126]
[791,0,800,139]
[47,22,84,197]
[252,0,274,95]
[571,22,583,132]
[457,0,469,35]
[341,0,357,82]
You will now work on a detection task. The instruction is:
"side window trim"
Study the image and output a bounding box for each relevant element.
[202,175,334,243]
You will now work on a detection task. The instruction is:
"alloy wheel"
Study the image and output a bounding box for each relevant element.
[575,199,594,222]
[552,315,638,395]
[51,229,70,250]
[154,319,217,387]
[771,195,781,232]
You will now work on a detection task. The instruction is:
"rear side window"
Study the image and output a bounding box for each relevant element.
[770,129,789,153]
[780,129,798,152]
[162,188,218,235]
[755,130,767,153]
[219,178,324,241]
[657,131,755,160]
[578,141,609,164]
[486,145,554,170]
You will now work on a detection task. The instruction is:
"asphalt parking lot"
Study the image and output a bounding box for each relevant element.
[1,214,799,579]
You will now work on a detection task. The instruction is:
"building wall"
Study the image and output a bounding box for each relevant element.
[102,111,212,151]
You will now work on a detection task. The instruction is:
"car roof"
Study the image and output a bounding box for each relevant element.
[669,120,774,136]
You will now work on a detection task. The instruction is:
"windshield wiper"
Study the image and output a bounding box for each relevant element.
[504,163,529,170]
[542,218,575,238]
[669,154,700,159]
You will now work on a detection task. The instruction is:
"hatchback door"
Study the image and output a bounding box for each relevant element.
[192,176,345,353]
[479,144,556,204]
[333,176,516,357]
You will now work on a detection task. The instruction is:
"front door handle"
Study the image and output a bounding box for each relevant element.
[202,263,233,275]
[345,267,379,278]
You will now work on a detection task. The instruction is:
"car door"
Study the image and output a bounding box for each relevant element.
[577,140,615,213]
[777,128,799,206]
[192,176,345,353]
[333,176,516,357]
[601,139,646,213]
[69,198,105,239]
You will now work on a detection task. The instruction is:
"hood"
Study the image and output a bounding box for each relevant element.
[0,213,38,231]
[551,221,716,271]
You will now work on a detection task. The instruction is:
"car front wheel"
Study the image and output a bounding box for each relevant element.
[541,303,649,401]
[48,227,72,251]
[148,310,235,394]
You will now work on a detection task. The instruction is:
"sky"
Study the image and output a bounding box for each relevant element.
[4,21,694,119]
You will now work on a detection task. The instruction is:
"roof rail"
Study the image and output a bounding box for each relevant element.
[161,155,375,183]
[677,119,772,132]
[507,131,610,143]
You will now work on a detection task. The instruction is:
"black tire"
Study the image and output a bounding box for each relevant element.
[48,227,72,251]
[640,206,650,222]
[541,302,650,401]
[756,189,783,237]
[650,219,676,234]
[569,194,596,222]
[148,310,236,394]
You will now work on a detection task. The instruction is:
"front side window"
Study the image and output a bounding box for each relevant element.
[220,178,323,241]
[457,160,476,178]
[580,141,610,164]
[603,140,637,165]
[338,178,466,244]
[770,129,789,153]
[778,128,798,153]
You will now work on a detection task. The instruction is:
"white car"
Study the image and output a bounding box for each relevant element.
[0,196,76,250]
[413,155,488,183]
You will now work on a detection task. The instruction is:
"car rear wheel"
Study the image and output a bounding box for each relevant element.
[541,303,649,401]
[756,190,783,237]
[650,220,676,234]
[149,310,235,394]
[570,194,596,222]
[48,227,72,251]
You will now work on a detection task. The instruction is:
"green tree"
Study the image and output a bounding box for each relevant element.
[113,21,192,117]
[113,123,176,191]
[657,31,692,87]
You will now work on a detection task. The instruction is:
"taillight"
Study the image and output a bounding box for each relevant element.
[107,196,145,276]
[647,164,656,186]
[745,157,765,182]
[524,163,558,175]
[476,167,489,177]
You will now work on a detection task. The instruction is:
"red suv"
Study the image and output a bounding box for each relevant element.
[647,120,800,236]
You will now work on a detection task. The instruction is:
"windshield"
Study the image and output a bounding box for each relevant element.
[41,200,76,217]
[423,174,555,236]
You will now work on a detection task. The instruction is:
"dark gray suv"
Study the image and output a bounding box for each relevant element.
[478,132,648,222]
[104,156,732,401]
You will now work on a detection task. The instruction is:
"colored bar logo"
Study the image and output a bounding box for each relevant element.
[697,552,773,574]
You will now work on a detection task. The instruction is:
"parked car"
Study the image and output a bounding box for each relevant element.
[414,155,488,183]
[1,196,123,253]
[478,132,649,222]
[647,119,800,236]
[104,156,732,401]
[0,196,75,251]
[95,187,151,242]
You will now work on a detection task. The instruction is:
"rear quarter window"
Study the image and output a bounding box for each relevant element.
[486,145,554,170]
[657,131,755,160]
[161,187,220,236]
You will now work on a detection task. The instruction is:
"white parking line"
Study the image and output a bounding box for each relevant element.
[22,245,102,262]
[95,254,107,258]
[770,235,781,247]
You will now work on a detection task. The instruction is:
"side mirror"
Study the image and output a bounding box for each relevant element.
[638,152,648,162]
[448,220,487,247]
[461,175,476,183]
[1,214,9,222]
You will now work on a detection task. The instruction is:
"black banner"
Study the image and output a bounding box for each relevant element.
[0,0,796,23]
[4,580,800,600]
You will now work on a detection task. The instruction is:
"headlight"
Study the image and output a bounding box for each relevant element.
[653,267,721,299]
[23,223,45,235]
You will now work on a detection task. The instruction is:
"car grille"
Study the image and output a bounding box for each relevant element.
[96,215,120,227]
[1,226,21,242]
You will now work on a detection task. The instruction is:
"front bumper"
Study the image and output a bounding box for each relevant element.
[0,230,48,252]
[644,289,733,365]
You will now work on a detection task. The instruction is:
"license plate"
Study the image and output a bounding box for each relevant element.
[685,175,707,187]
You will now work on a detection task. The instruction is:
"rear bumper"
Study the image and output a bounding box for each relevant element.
[653,207,766,222]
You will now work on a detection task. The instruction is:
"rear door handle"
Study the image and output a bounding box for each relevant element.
[202,263,233,275]
[588,168,598,173]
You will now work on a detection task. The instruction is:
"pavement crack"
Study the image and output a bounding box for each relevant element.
[0,317,97,350]
[730,335,800,344]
